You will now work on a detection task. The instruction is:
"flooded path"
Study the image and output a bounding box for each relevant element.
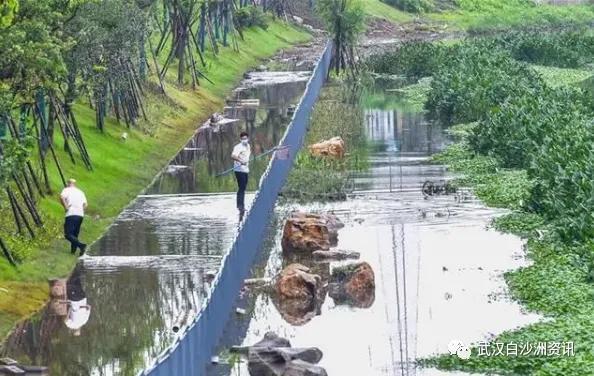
[208,91,540,375]
[1,72,308,375]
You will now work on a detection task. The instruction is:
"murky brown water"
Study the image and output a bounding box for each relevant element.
[207,93,540,376]
[1,77,307,375]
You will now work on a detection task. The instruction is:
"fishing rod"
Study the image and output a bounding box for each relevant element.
[214,145,288,177]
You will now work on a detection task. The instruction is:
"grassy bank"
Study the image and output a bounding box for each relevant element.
[362,0,414,23]
[0,20,310,340]
[362,0,594,32]
[429,0,594,31]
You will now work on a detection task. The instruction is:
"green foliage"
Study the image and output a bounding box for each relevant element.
[64,0,148,101]
[360,0,412,23]
[454,0,531,12]
[527,116,594,243]
[470,85,591,169]
[0,0,18,28]
[430,0,594,32]
[492,211,544,238]
[317,0,365,45]
[0,0,66,107]
[426,41,543,125]
[317,0,365,73]
[234,5,268,31]
[492,29,594,68]
[381,0,432,13]
[421,33,594,375]
[366,42,446,79]
[532,65,592,89]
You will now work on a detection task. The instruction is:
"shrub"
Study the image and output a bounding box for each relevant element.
[528,115,594,243]
[470,86,591,169]
[492,29,594,68]
[425,42,543,125]
[234,6,268,31]
[366,41,447,79]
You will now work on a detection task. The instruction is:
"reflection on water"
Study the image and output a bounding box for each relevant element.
[354,108,449,192]
[147,82,306,195]
[2,78,307,375]
[95,194,253,256]
[209,95,540,376]
[4,265,209,376]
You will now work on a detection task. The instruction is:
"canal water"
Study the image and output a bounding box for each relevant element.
[207,87,541,376]
[1,76,308,375]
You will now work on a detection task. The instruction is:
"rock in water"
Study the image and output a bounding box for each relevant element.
[282,212,343,252]
[254,331,292,348]
[284,360,328,376]
[308,137,346,159]
[274,264,325,326]
[329,262,376,308]
[246,332,326,376]
[275,264,321,299]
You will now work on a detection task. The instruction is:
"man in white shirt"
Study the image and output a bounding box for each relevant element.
[60,178,88,255]
[64,268,91,336]
[231,132,251,218]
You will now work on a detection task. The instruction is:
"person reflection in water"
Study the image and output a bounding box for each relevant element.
[64,269,91,336]
[231,131,251,221]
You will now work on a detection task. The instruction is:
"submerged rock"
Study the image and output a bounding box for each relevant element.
[308,137,345,159]
[281,212,343,253]
[246,332,326,376]
[329,262,376,308]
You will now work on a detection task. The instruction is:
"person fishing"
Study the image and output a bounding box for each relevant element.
[60,178,88,255]
[231,132,251,218]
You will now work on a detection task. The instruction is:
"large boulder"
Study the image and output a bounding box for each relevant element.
[329,262,376,308]
[308,137,345,159]
[275,264,320,300]
[274,264,325,326]
[246,332,326,376]
[282,212,343,253]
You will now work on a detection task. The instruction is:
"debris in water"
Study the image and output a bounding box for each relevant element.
[245,332,326,376]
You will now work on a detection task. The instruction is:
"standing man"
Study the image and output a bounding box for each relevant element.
[60,178,88,255]
[231,131,251,219]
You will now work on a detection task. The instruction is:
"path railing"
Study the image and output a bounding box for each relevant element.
[139,40,333,376]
